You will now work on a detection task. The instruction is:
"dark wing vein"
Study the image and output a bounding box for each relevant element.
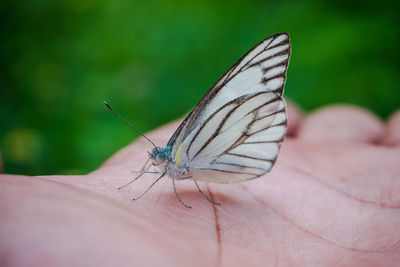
[214,161,268,171]
[246,46,290,69]
[225,152,275,162]
[193,167,260,176]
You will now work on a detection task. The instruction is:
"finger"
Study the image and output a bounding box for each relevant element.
[297,105,384,143]
[285,99,303,137]
[382,110,400,146]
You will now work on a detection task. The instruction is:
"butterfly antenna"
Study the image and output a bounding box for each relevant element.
[104,101,157,148]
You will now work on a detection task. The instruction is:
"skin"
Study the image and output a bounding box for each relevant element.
[1,102,400,267]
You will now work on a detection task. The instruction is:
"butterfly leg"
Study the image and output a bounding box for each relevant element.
[129,158,154,173]
[192,177,220,205]
[131,171,160,174]
[172,176,192,209]
[118,159,153,190]
[130,158,159,174]
[132,172,166,200]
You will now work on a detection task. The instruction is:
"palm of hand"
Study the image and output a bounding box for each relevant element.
[1,104,400,266]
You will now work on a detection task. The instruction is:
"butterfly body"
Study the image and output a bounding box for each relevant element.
[150,146,190,178]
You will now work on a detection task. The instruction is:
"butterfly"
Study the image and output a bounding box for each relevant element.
[105,32,291,208]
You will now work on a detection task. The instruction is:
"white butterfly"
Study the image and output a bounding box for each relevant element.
[105,32,291,208]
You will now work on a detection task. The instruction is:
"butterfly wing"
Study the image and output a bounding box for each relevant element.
[174,91,286,183]
[167,33,291,157]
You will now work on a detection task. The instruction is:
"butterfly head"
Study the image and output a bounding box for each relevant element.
[149,146,172,171]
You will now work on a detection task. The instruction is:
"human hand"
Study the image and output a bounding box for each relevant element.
[1,102,399,266]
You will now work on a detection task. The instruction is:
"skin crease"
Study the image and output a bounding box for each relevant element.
[1,101,400,267]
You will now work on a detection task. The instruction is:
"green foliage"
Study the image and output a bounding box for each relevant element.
[1,0,399,175]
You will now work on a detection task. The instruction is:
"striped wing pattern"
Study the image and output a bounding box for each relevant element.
[175,92,287,183]
[168,33,291,157]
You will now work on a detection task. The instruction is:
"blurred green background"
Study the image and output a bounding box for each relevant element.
[1,0,399,175]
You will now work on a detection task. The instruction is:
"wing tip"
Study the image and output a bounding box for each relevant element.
[274,32,290,39]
